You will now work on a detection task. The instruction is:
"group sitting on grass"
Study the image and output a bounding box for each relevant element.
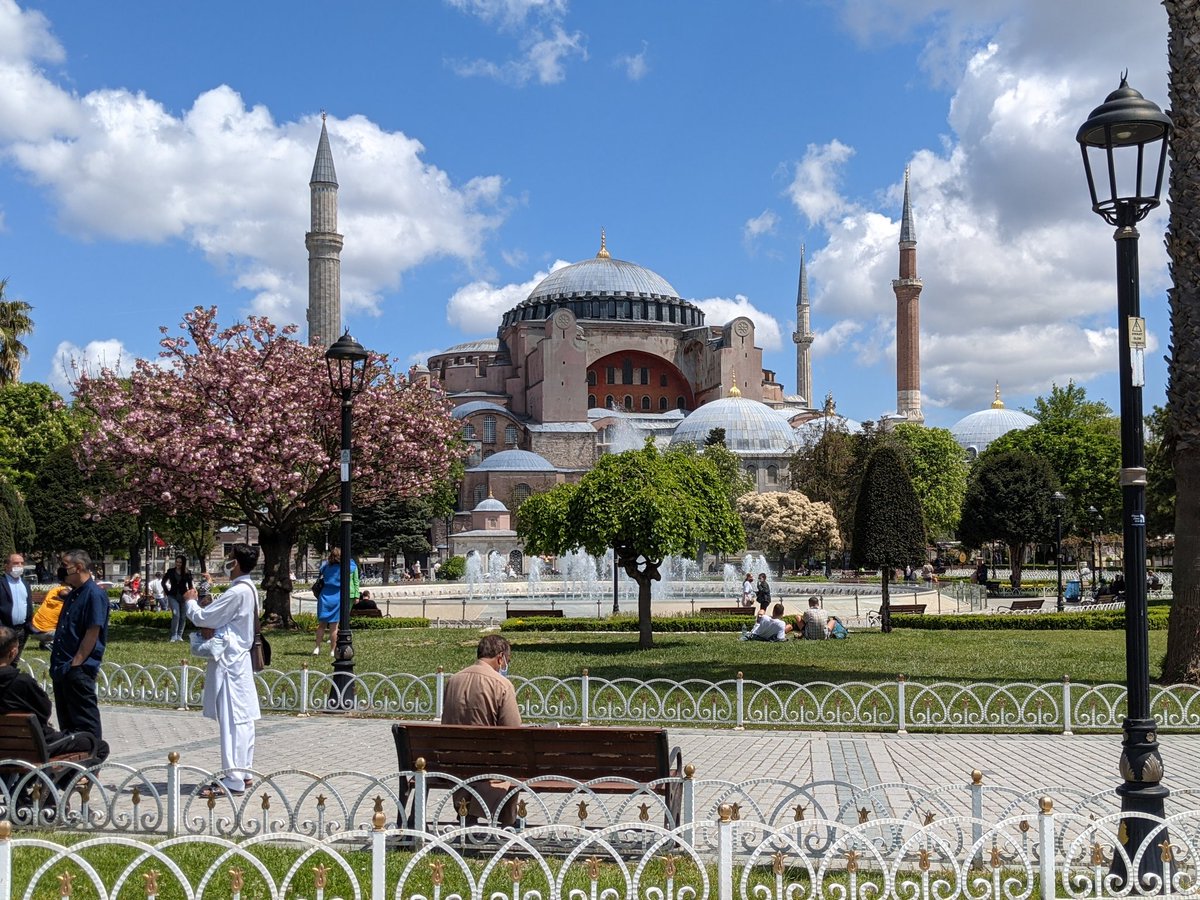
[740,596,848,642]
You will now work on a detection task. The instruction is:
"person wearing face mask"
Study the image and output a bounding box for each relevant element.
[50,550,110,742]
[182,543,262,797]
[29,564,70,650]
[0,552,33,660]
[441,634,521,824]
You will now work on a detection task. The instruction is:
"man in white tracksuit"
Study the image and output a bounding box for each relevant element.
[184,542,261,794]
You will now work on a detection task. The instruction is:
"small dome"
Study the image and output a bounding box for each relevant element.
[670,396,799,456]
[473,496,508,512]
[433,339,501,356]
[793,414,863,441]
[951,386,1037,458]
[468,449,557,472]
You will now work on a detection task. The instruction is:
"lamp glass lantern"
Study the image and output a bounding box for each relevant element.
[325,332,370,395]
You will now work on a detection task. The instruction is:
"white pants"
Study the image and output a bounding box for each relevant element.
[217,715,256,791]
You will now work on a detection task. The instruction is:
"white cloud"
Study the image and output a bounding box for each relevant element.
[446,260,571,333]
[445,0,568,29]
[742,209,779,246]
[0,2,506,331]
[614,42,649,81]
[407,348,445,368]
[785,140,855,227]
[694,295,783,351]
[812,319,863,358]
[50,339,134,394]
[453,25,586,85]
[794,0,1168,412]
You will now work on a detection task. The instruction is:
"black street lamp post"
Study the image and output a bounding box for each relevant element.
[1052,491,1066,612]
[1087,505,1100,588]
[325,331,370,709]
[1077,75,1172,879]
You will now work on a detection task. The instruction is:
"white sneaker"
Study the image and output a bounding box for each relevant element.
[312,647,321,656]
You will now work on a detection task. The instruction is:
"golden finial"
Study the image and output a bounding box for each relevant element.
[597,227,610,259]
[430,861,445,886]
[1039,797,1053,814]
[372,796,386,830]
[229,867,245,893]
[321,109,327,123]
[971,769,983,785]
[824,391,835,417]
[58,872,74,897]
[991,382,1004,409]
[143,870,161,897]
[313,863,328,890]
[0,821,11,840]
[168,751,180,765]
[717,803,732,823]
[729,385,742,398]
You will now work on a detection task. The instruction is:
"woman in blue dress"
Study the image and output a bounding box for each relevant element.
[313,548,356,657]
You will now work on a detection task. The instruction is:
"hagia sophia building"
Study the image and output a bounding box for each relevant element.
[304,123,1035,564]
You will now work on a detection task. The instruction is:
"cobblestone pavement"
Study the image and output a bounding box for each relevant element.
[103,704,1200,813]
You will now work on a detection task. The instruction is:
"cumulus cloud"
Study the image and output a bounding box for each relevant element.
[812,319,863,359]
[446,260,571,334]
[0,2,505,331]
[795,0,1168,412]
[694,295,783,351]
[614,42,649,80]
[447,0,586,85]
[742,209,779,247]
[50,339,134,394]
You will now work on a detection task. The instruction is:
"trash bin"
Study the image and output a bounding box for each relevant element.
[1065,580,1081,601]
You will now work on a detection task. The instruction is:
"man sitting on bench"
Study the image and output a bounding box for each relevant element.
[740,602,797,642]
[0,625,109,763]
[441,635,521,824]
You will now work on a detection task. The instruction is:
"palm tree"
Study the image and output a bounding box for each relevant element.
[1163,0,1200,684]
[0,279,33,385]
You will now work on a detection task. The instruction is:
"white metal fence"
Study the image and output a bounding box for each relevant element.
[20,658,1200,733]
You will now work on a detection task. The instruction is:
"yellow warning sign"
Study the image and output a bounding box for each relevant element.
[1129,317,1147,349]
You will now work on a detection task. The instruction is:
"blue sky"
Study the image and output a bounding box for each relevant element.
[0,0,1171,428]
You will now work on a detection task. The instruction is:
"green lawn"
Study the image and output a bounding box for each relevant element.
[71,619,1169,686]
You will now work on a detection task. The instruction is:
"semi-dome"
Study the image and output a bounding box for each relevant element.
[951,385,1037,459]
[452,400,516,419]
[669,389,799,456]
[473,496,509,512]
[468,449,558,472]
[500,232,703,328]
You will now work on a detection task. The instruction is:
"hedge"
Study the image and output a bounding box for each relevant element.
[891,609,1170,631]
[112,611,429,630]
[503,614,747,633]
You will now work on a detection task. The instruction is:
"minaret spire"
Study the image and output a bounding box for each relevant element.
[791,243,814,406]
[893,167,924,423]
[306,116,344,348]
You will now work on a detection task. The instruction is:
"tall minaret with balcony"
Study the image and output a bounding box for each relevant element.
[893,168,924,423]
[791,244,814,406]
[306,114,343,348]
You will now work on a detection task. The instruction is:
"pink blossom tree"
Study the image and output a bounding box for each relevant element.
[73,307,460,624]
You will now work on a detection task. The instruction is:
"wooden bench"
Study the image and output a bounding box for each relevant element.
[504,609,564,618]
[867,603,926,625]
[350,607,383,618]
[391,722,682,828]
[0,713,95,801]
[698,606,755,615]
[998,598,1045,613]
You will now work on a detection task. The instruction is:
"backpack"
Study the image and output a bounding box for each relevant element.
[830,617,849,639]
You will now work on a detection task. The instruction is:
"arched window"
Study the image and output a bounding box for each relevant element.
[677,396,686,410]
[746,466,758,482]
[505,424,519,445]
[462,423,476,440]
[767,465,778,484]
[606,394,615,408]
[513,483,531,504]
[483,416,497,444]
[473,484,486,504]
[659,397,668,411]
[641,396,651,410]
[624,394,633,410]
[587,370,597,386]
[588,394,597,409]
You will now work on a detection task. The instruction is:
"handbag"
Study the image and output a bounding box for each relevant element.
[310,574,324,599]
[250,596,271,672]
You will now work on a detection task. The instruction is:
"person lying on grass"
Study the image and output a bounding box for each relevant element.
[740,602,798,642]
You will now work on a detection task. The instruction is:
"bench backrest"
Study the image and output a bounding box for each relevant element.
[890,604,926,614]
[0,713,50,764]
[392,723,671,782]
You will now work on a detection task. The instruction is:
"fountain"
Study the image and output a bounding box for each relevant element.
[723,563,739,600]
[526,556,543,600]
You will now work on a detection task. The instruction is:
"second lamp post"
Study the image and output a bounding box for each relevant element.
[1052,491,1066,612]
[325,331,370,708]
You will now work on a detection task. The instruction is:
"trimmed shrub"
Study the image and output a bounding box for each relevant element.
[892,609,1170,631]
[437,556,465,581]
[289,612,429,630]
[503,614,748,633]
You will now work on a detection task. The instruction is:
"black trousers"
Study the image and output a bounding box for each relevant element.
[52,666,102,741]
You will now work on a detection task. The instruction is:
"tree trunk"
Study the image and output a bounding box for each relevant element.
[1163,0,1200,684]
[258,525,296,626]
[880,566,892,633]
[1009,542,1024,590]
[635,573,654,649]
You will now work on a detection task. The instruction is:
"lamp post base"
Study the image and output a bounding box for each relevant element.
[328,637,356,710]
[1111,716,1170,888]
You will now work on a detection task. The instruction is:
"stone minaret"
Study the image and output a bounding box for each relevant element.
[893,168,924,423]
[791,244,814,406]
[306,114,343,348]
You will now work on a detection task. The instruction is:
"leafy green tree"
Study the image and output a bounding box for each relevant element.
[0,476,34,557]
[517,441,744,648]
[694,429,755,505]
[958,449,1059,590]
[992,382,1121,532]
[354,496,435,581]
[154,512,218,572]
[790,419,883,561]
[849,444,926,633]
[26,445,137,557]
[889,423,969,539]
[0,382,78,494]
[0,280,33,386]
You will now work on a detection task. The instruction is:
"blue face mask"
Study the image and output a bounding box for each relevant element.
[498,656,510,678]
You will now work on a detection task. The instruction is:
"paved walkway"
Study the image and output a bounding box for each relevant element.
[102,704,1200,813]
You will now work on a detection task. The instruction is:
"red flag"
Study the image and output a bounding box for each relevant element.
[153,533,166,548]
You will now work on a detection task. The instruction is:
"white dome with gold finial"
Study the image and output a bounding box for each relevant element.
[950,383,1038,459]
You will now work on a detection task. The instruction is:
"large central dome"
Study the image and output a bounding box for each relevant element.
[500,234,703,329]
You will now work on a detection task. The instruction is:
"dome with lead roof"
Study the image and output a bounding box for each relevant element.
[950,385,1038,459]
[669,389,799,457]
